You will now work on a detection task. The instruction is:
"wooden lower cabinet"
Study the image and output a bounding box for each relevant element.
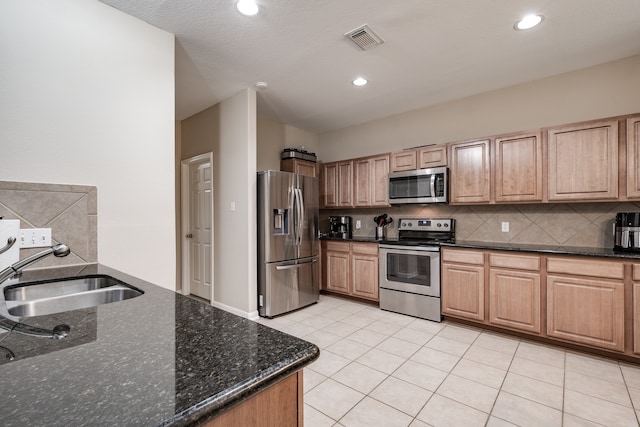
[489,269,541,334]
[351,243,379,300]
[488,252,541,334]
[633,264,640,354]
[325,241,350,294]
[547,274,625,351]
[204,371,303,427]
[441,248,485,321]
[323,241,379,301]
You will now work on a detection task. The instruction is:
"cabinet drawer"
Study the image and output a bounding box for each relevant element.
[325,241,350,252]
[634,264,640,282]
[489,252,540,271]
[351,242,378,255]
[547,257,624,280]
[442,248,484,265]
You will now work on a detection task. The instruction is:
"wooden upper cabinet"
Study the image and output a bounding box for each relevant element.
[449,139,491,204]
[280,158,316,177]
[494,132,543,202]
[547,119,618,201]
[390,150,417,172]
[321,162,338,207]
[354,155,390,207]
[337,161,353,207]
[627,116,640,199]
[418,145,447,168]
[353,158,371,207]
[370,155,390,206]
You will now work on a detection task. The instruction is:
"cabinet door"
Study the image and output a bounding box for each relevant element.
[353,158,371,207]
[634,282,640,354]
[449,139,491,204]
[322,163,338,207]
[418,145,447,168]
[371,155,390,206]
[628,116,640,199]
[489,269,541,334]
[494,132,543,202]
[337,161,353,207]
[547,274,624,351]
[351,252,379,301]
[547,120,618,201]
[634,264,640,354]
[390,150,417,172]
[281,158,316,177]
[326,250,350,295]
[441,263,485,321]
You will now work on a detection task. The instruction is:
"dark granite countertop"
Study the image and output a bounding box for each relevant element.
[442,240,640,259]
[0,264,319,426]
[321,235,382,243]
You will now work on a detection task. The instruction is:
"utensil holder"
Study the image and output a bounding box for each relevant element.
[375,226,384,240]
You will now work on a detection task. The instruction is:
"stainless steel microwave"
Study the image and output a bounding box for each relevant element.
[388,167,448,204]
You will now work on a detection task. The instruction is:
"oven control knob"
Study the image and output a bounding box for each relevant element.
[437,223,441,227]
[444,223,449,228]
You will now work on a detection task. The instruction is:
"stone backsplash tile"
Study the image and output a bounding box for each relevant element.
[321,201,640,248]
[0,181,97,268]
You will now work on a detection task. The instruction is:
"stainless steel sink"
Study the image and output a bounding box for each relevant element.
[3,275,143,317]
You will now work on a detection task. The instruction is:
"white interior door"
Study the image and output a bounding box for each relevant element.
[186,158,213,300]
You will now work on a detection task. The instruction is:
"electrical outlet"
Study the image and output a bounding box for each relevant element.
[20,228,52,248]
[501,222,509,233]
[355,220,361,230]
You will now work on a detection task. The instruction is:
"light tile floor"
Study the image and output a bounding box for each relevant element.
[254,295,640,427]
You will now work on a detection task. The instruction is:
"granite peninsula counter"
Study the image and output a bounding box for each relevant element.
[0,263,319,426]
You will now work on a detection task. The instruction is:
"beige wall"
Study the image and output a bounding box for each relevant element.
[180,89,258,317]
[1,1,176,289]
[318,54,640,162]
[257,116,320,171]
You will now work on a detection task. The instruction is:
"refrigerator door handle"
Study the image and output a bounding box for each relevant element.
[297,188,304,245]
[275,258,318,270]
[294,188,303,246]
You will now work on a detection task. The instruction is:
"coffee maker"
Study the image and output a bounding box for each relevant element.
[329,216,352,239]
[614,212,640,252]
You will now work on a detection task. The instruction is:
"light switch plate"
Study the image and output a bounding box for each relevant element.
[501,222,509,233]
[20,228,52,248]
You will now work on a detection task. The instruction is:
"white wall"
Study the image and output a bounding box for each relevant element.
[257,116,319,171]
[213,89,258,316]
[319,54,640,161]
[0,1,176,289]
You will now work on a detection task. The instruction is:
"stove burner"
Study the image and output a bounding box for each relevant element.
[386,217,456,246]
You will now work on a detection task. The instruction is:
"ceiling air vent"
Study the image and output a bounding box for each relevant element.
[344,24,385,50]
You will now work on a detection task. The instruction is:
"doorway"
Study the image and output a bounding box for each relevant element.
[181,153,214,301]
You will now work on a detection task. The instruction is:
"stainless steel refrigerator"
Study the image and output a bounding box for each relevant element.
[257,170,319,317]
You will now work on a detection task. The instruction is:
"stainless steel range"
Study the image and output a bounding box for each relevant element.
[379,218,455,322]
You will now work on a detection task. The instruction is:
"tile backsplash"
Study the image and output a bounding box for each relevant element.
[321,201,640,248]
[0,181,97,269]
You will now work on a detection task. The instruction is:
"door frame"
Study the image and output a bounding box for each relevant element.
[181,152,214,300]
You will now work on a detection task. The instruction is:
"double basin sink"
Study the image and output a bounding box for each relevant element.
[3,275,143,318]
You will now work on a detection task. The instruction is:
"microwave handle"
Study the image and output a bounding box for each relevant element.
[430,174,436,197]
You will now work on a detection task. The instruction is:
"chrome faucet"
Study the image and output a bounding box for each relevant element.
[0,243,72,341]
[0,344,15,361]
[0,243,71,284]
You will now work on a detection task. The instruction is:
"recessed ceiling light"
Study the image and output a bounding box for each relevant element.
[236,0,258,16]
[514,14,544,30]
[255,81,269,90]
[352,77,368,86]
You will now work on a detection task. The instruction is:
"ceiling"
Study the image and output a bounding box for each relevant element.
[98,0,640,133]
